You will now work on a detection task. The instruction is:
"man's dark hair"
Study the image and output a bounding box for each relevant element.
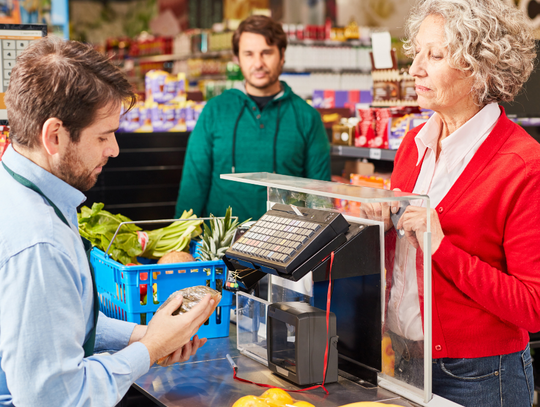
[232,15,288,58]
[5,36,136,148]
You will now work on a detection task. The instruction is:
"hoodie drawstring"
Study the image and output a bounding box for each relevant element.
[231,100,281,174]
[231,103,246,173]
[272,101,281,174]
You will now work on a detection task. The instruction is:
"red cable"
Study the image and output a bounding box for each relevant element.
[231,251,335,396]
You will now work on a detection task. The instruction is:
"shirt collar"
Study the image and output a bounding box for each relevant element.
[2,145,86,226]
[414,103,500,171]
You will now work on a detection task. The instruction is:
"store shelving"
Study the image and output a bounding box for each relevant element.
[85,132,190,221]
[331,145,397,162]
[137,50,233,63]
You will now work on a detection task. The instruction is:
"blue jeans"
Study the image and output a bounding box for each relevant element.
[433,344,534,407]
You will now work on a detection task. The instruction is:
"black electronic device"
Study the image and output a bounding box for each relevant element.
[0,24,47,125]
[267,302,338,385]
[223,204,350,281]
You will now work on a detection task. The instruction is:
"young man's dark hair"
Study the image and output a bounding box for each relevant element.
[232,15,288,58]
[5,36,136,149]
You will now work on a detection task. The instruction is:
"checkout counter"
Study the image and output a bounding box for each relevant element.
[133,173,461,407]
[133,322,419,407]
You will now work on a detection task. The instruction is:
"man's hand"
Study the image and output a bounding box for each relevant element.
[139,293,215,367]
[156,335,208,366]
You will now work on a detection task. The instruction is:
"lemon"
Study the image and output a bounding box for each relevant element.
[260,388,294,406]
[232,395,267,407]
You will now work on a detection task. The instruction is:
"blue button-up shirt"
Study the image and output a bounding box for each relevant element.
[0,145,150,406]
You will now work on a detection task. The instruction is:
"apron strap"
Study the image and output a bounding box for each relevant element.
[2,161,99,357]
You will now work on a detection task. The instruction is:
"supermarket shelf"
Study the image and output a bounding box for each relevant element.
[137,50,232,63]
[188,74,228,81]
[331,145,397,161]
[283,67,370,74]
[289,39,370,47]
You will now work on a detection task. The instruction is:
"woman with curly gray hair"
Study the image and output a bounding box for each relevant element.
[383,0,540,405]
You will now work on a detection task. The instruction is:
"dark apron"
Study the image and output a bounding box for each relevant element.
[2,161,99,357]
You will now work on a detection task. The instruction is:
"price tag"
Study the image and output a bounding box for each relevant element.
[369,148,382,160]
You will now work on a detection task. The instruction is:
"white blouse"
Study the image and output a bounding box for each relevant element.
[386,103,500,341]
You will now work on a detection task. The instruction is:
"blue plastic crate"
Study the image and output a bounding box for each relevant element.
[90,241,232,339]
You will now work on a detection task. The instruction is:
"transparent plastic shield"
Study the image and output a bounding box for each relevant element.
[222,173,432,405]
[236,291,269,365]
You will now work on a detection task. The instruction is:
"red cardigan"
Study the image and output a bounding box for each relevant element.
[389,108,540,358]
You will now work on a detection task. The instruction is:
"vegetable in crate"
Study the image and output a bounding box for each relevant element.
[157,251,195,264]
[198,206,250,261]
[77,203,202,265]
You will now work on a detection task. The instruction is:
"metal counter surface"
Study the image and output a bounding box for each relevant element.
[134,325,420,407]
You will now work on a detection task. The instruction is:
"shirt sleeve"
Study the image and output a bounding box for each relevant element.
[175,102,215,218]
[95,312,137,353]
[304,107,331,181]
[0,244,150,407]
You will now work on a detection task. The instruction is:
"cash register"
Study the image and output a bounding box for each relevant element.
[224,203,382,386]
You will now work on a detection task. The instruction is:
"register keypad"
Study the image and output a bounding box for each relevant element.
[233,215,321,263]
[226,203,350,276]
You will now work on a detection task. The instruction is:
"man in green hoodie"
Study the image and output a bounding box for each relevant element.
[175,15,331,222]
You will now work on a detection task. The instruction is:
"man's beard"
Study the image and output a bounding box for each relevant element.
[53,146,106,192]
[246,67,281,90]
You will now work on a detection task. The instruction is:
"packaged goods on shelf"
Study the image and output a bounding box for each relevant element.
[130,36,173,57]
[119,100,206,133]
[173,30,234,56]
[202,79,243,100]
[282,20,373,45]
[145,70,187,104]
[332,118,360,146]
[284,73,372,101]
[370,49,419,106]
[0,127,9,161]
[313,88,372,110]
[350,173,391,189]
[354,106,432,150]
[284,45,371,72]
[388,109,433,150]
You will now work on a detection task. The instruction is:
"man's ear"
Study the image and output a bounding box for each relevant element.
[41,118,64,156]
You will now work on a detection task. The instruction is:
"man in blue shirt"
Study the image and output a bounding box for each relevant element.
[0,37,214,406]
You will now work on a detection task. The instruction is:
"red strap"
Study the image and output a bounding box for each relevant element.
[231,251,335,396]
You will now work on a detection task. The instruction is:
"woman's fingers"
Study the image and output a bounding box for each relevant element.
[396,206,445,252]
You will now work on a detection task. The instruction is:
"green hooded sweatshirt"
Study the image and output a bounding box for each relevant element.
[175,81,331,222]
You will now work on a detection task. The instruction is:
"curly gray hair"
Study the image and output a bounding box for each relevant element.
[403,0,536,105]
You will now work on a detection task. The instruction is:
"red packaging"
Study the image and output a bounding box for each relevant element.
[323,90,336,108]
[355,108,375,147]
[346,90,360,113]
[296,25,305,40]
[325,18,332,40]
[370,108,390,149]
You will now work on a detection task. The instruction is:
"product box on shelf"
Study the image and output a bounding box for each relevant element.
[146,70,186,105]
[354,106,430,150]
[0,128,9,161]
[313,89,372,110]
[90,241,233,338]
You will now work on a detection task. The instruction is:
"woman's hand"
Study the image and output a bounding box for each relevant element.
[359,200,393,231]
[396,206,445,253]
[358,188,403,232]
